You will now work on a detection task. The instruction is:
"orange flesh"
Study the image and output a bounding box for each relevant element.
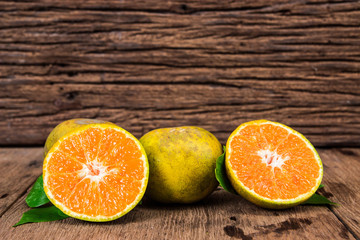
[45,127,145,217]
[229,123,320,200]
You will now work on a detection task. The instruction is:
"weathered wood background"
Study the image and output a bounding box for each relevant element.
[1,0,360,146]
[1,2,360,239]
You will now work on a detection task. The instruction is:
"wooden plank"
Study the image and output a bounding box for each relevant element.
[1,84,359,147]
[0,148,356,239]
[320,148,360,238]
[0,148,43,216]
[1,191,355,239]
[0,0,360,146]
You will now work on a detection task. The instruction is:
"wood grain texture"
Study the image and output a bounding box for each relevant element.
[1,0,360,146]
[0,148,43,216]
[0,148,359,239]
[0,187,354,240]
[321,148,360,238]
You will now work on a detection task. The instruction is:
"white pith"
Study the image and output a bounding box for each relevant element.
[227,121,323,203]
[77,160,118,183]
[43,125,148,221]
[257,149,289,170]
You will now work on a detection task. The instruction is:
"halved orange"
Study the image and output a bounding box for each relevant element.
[43,119,148,221]
[225,120,323,209]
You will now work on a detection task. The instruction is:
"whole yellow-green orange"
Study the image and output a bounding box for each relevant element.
[140,126,222,204]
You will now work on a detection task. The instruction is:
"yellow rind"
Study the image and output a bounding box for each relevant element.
[225,120,323,209]
[44,119,115,157]
[140,126,222,204]
[43,120,149,222]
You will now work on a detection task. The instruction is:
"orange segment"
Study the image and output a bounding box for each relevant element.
[102,173,141,205]
[66,178,100,217]
[226,120,323,209]
[47,151,84,174]
[238,124,268,149]
[97,128,126,164]
[43,123,148,222]
[98,181,127,217]
[58,136,87,164]
[77,127,103,162]
[251,163,279,199]
[260,123,289,150]
[274,168,300,199]
[46,172,82,202]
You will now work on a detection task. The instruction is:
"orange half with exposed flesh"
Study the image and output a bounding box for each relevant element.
[43,122,148,221]
[226,120,323,209]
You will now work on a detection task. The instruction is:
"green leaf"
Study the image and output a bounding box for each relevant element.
[318,184,324,189]
[303,193,337,205]
[215,146,237,194]
[26,175,50,208]
[13,206,68,227]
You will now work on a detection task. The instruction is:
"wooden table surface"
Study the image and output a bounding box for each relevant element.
[1,0,360,239]
[0,148,359,239]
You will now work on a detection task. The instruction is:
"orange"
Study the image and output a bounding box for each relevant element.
[43,119,148,221]
[140,126,222,204]
[225,120,323,209]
